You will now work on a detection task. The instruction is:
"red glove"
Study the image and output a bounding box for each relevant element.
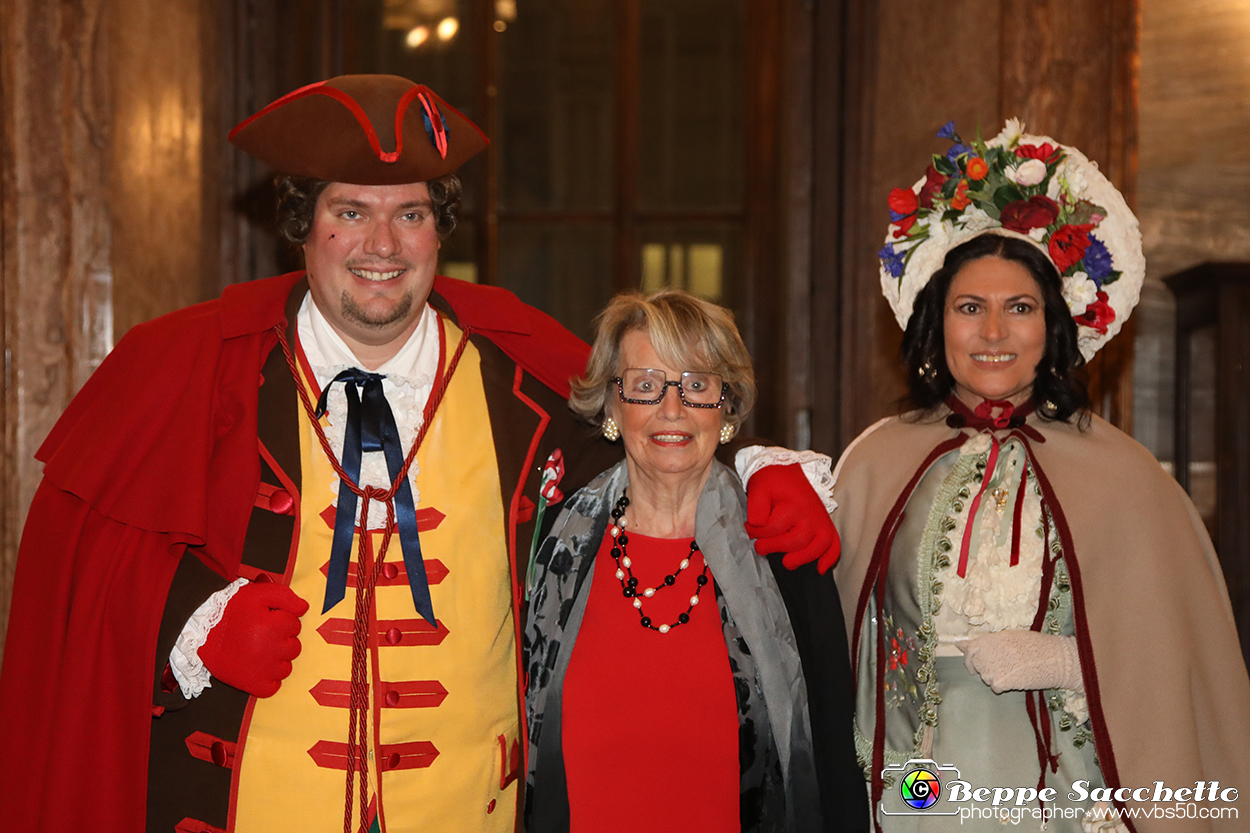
[744,463,840,572]
[199,582,309,698]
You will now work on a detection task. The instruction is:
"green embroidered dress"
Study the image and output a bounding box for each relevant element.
[854,433,1105,832]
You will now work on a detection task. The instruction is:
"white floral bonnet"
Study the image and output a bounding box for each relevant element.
[877,119,1145,361]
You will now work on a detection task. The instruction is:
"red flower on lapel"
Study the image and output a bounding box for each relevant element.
[540,449,565,503]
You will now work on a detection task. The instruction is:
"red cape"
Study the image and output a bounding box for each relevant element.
[0,272,589,832]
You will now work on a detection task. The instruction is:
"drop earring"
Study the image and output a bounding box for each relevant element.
[719,424,735,444]
[603,417,620,441]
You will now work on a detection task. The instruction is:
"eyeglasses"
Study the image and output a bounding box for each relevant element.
[610,368,727,408]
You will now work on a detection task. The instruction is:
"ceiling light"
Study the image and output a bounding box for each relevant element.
[437,16,459,41]
[406,26,430,48]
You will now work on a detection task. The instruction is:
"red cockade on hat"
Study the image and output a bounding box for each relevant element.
[228,74,488,185]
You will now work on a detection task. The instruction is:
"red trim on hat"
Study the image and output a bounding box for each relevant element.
[229,83,399,164]
[378,86,422,164]
[311,86,391,160]
[227,80,328,140]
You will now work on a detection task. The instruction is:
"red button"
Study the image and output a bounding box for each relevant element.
[382,563,399,580]
[385,690,401,707]
[387,752,401,769]
[487,799,496,814]
[211,741,228,767]
[386,628,403,645]
[269,489,294,515]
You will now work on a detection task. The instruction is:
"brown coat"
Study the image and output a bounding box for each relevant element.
[833,407,1250,832]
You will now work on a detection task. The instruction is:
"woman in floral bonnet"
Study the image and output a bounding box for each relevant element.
[834,120,1250,832]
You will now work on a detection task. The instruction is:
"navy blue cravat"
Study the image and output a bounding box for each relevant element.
[315,369,435,625]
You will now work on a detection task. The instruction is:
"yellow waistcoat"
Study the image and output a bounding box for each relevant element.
[234,319,520,832]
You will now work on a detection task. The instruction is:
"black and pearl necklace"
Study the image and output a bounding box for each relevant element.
[608,490,710,634]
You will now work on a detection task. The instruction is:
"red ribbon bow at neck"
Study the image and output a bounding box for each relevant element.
[973,398,1016,429]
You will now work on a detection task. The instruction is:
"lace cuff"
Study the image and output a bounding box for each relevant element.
[169,578,248,699]
[734,446,837,513]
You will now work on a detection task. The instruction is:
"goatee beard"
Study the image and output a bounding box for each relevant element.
[340,290,415,329]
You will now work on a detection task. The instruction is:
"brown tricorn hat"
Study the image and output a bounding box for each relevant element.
[228,75,488,184]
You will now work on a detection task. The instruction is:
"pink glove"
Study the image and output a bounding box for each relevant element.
[745,463,840,572]
[199,582,309,698]
[959,630,1083,694]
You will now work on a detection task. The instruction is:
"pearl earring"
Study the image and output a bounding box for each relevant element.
[603,417,620,441]
[719,424,735,444]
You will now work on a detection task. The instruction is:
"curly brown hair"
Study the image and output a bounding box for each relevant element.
[274,173,464,245]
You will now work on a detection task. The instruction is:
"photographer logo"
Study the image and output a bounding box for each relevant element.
[881,759,962,817]
[901,767,942,810]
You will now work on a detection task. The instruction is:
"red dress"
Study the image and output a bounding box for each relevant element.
[561,530,740,832]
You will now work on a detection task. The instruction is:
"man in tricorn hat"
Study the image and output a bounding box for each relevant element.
[0,75,836,832]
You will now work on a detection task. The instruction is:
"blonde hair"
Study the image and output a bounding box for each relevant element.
[569,289,756,428]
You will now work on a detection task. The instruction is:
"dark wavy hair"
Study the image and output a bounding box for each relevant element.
[274,173,463,245]
[900,233,1090,423]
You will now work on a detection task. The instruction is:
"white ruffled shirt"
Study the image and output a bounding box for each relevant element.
[298,293,439,530]
[934,434,1044,652]
[170,291,439,698]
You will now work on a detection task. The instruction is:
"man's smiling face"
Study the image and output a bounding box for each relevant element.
[303,181,441,355]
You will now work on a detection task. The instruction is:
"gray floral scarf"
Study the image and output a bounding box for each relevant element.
[523,460,820,832]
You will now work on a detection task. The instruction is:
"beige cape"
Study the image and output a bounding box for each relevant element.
[833,407,1250,832]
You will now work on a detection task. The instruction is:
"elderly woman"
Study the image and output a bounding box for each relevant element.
[836,121,1250,832]
[524,290,866,833]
